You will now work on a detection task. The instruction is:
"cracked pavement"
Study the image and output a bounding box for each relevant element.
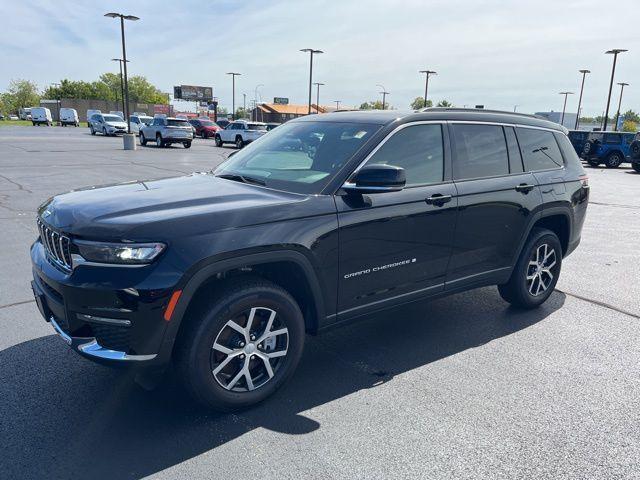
[1,126,639,479]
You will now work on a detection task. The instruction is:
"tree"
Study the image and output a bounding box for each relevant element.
[127,76,168,104]
[623,109,639,123]
[234,107,248,119]
[3,79,40,113]
[622,120,637,132]
[410,97,432,109]
[359,100,390,110]
[436,99,453,107]
[217,106,228,116]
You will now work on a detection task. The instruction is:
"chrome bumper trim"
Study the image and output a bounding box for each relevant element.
[49,316,156,362]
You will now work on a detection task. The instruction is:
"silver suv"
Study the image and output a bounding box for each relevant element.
[215,120,268,148]
[139,117,194,148]
[88,113,127,136]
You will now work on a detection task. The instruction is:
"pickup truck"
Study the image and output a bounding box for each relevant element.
[214,120,268,148]
[140,117,193,148]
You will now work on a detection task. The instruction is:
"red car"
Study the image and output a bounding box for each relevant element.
[189,118,221,139]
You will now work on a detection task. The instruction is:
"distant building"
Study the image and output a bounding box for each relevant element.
[252,103,327,123]
[534,111,577,129]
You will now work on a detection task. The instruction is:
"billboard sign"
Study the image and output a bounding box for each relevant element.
[174,85,213,101]
[274,97,289,105]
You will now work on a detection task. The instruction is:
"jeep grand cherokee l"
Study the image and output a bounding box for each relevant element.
[30,109,589,411]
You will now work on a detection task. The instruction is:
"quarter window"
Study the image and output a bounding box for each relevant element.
[364,124,444,186]
[516,128,564,171]
[452,124,509,180]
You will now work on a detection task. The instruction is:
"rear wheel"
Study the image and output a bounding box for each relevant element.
[498,228,562,309]
[632,162,640,174]
[183,141,191,149]
[176,278,305,411]
[630,140,640,159]
[605,152,623,169]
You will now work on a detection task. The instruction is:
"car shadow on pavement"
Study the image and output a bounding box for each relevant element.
[1,287,565,480]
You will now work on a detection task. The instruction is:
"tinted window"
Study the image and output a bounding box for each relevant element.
[623,133,634,144]
[504,127,523,173]
[215,121,380,194]
[452,124,509,179]
[248,123,267,131]
[604,133,621,144]
[516,128,564,171]
[364,124,444,186]
[167,119,190,127]
[152,118,163,126]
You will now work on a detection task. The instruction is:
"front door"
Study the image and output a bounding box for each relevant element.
[336,123,458,318]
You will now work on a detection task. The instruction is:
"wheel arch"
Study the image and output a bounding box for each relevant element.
[512,208,572,267]
[160,250,326,361]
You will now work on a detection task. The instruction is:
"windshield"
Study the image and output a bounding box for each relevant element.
[103,115,123,122]
[247,123,267,131]
[168,119,191,127]
[214,121,380,194]
[139,116,153,124]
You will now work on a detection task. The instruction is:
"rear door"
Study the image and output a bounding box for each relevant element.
[446,123,542,289]
[336,122,458,317]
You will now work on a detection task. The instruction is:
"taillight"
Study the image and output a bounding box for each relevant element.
[579,174,589,189]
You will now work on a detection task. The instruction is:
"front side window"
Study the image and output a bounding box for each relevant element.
[363,124,444,186]
[452,124,509,180]
[214,121,380,194]
[516,127,563,171]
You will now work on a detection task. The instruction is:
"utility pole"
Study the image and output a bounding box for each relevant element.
[313,82,324,113]
[334,100,341,111]
[559,91,574,127]
[575,69,590,130]
[419,70,437,108]
[300,48,323,114]
[376,84,389,110]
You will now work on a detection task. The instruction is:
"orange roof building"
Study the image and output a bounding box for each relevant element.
[252,103,327,123]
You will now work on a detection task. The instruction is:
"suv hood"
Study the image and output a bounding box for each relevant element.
[39,174,325,240]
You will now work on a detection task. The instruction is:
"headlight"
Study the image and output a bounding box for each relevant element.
[75,240,165,264]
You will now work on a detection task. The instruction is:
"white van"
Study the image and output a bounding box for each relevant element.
[110,111,125,120]
[59,108,79,127]
[19,107,32,120]
[86,109,102,127]
[31,107,52,126]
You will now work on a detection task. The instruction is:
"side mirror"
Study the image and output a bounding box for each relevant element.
[343,164,406,194]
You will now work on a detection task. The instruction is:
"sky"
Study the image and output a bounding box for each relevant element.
[1,0,639,117]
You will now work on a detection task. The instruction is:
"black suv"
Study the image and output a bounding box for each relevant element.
[30,109,589,410]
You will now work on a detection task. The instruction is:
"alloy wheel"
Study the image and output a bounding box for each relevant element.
[211,306,289,392]
[526,243,557,296]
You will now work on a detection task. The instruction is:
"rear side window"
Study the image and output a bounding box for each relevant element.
[452,124,509,180]
[604,133,620,144]
[168,119,190,127]
[365,124,444,186]
[516,128,563,171]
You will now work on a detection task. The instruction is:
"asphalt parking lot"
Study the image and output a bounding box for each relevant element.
[1,126,639,479]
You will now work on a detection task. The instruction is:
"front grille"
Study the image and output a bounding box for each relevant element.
[92,324,131,352]
[37,218,72,271]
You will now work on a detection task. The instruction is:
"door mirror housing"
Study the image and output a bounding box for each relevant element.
[343,164,406,194]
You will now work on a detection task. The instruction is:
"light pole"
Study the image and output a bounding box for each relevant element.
[603,49,628,131]
[300,48,323,114]
[513,105,519,112]
[334,100,341,111]
[104,12,139,134]
[419,70,437,108]
[111,58,128,118]
[226,72,241,120]
[575,69,590,130]
[253,84,263,121]
[559,91,574,127]
[243,93,247,118]
[313,82,324,113]
[376,84,389,110]
[614,82,629,131]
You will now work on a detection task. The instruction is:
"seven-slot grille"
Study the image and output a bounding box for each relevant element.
[37,218,72,271]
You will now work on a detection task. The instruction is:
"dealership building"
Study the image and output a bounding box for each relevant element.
[252,103,328,123]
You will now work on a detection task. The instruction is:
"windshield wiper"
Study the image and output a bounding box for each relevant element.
[216,173,266,186]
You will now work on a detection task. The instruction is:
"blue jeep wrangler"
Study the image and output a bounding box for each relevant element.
[567,130,589,155]
[581,131,635,168]
[630,133,640,173]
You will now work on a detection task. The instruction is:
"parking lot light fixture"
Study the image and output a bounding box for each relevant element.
[300,49,323,114]
[603,49,628,131]
[313,82,324,114]
[559,91,574,126]
[614,82,629,131]
[376,84,389,110]
[419,70,437,108]
[104,12,139,135]
[575,69,590,130]
[226,72,241,120]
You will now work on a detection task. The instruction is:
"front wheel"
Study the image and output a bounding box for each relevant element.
[605,152,623,168]
[202,131,208,139]
[498,228,562,309]
[140,132,147,146]
[183,141,191,149]
[236,136,244,149]
[156,134,163,148]
[632,162,640,174]
[90,125,95,135]
[214,135,222,147]
[587,160,600,167]
[176,278,305,411]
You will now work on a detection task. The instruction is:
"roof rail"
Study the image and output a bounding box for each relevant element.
[420,107,542,120]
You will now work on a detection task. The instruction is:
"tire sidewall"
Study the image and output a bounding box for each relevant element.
[606,152,622,168]
[182,286,305,410]
[215,135,222,147]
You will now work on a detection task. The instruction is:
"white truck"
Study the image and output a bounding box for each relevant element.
[59,108,79,127]
[214,120,268,148]
[31,107,53,126]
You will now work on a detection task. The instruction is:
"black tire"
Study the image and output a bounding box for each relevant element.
[183,141,191,149]
[140,132,147,146]
[236,136,244,149]
[498,228,562,309]
[102,126,108,136]
[215,135,222,147]
[156,134,163,148]
[32,122,36,126]
[632,162,640,174]
[630,140,640,159]
[90,125,95,135]
[175,277,305,411]
[605,152,623,169]
[587,160,600,167]
[202,130,208,139]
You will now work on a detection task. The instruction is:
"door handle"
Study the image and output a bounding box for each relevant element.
[515,183,535,193]
[425,194,452,206]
